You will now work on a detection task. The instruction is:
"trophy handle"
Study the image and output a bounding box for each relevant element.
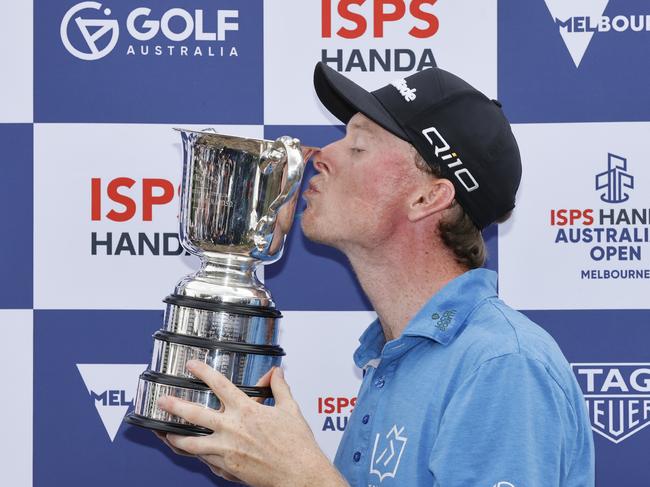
[254,136,305,252]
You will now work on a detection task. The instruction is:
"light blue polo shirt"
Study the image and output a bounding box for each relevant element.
[334,269,594,487]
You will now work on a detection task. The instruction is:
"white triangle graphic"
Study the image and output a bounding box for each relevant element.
[544,0,610,67]
[77,363,148,442]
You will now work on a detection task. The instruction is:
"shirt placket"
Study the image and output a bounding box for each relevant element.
[352,341,409,485]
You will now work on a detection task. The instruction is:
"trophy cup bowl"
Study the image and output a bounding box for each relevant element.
[125,130,317,435]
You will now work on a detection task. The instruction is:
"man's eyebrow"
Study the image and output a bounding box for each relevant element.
[348,121,376,135]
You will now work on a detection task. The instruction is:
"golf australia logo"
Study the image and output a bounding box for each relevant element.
[595,153,634,204]
[369,425,408,482]
[77,363,148,441]
[61,2,119,60]
[572,363,650,444]
[60,2,241,60]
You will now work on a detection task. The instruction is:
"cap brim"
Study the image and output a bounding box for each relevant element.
[313,62,408,140]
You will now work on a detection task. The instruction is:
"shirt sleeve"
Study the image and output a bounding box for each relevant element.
[428,353,579,487]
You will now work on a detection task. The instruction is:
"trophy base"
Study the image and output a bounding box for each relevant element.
[126,371,274,436]
[124,413,213,436]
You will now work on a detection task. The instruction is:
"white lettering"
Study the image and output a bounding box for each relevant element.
[421,127,479,193]
[612,15,629,32]
[630,368,650,392]
[390,79,417,102]
[218,10,239,41]
[602,368,630,392]
[127,8,159,41]
[577,368,603,393]
[195,10,217,41]
[161,8,194,41]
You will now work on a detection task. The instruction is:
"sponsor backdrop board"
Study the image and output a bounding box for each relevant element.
[0,0,647,485]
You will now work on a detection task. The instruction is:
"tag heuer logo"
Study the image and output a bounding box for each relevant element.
[571,363,650,444]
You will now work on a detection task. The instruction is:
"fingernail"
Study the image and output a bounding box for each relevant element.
[186,360,198,371]
[277,367,284,378]
[157,396,169,409]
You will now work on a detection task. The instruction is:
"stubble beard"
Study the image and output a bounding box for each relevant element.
[300,208,342,248]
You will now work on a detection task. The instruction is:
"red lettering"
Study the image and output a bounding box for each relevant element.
[337,0,367,39]
[373,0,406,37]
[91,178,102,221]
[322,0,332,37]
[337,397,350,412]
[142,178,174,222]
[317,396,358,414]
[106,177,136,222]
[551,209,595,226]
[569,209,583,225]
[324,397,336,414]
[409,0,438,38]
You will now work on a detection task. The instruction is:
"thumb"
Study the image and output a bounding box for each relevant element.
[270,367,296,410]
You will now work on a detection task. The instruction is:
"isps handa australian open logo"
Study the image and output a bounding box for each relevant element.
[572,363,650,444]
[549,153,650,281]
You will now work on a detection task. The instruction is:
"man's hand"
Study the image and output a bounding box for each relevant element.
[155,360,348,487]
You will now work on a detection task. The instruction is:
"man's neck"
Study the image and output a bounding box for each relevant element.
[343,232,467,342]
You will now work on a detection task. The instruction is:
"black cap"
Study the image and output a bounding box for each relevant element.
[313,62,521,230]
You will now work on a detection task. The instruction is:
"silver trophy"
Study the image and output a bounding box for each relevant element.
[125,130,317,436]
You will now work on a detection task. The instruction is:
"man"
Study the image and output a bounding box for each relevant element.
[156,62,595,487]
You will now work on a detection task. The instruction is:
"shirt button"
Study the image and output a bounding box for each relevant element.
[353,451,361,462]
[362,414,370,424]
[374,376,385,388]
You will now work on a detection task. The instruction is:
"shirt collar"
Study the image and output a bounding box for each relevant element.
[353,268,498,368]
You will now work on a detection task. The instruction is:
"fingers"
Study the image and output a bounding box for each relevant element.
[157,396,222,431]
[166,432,221,456]
[255,367,274,388]
[199,455,244,484]
[269,367,297,410]
[153,431,194,457]
[252,367,275,404]
[187,360,249,408]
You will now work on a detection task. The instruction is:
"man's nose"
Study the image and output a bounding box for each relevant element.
[311,146,331,174]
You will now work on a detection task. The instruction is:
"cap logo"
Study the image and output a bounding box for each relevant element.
[421,126,479,193]
[390,78,417,102]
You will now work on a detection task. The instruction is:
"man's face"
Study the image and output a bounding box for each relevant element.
[301,113,426,251]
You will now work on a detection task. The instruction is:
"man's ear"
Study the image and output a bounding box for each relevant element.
[407,178,455,222]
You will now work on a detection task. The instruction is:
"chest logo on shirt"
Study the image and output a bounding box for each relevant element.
[369,424,408,482]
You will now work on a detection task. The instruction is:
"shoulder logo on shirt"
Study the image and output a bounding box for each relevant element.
[492,482,516,487]
[369,425,408,482]
[432,309,456,332]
